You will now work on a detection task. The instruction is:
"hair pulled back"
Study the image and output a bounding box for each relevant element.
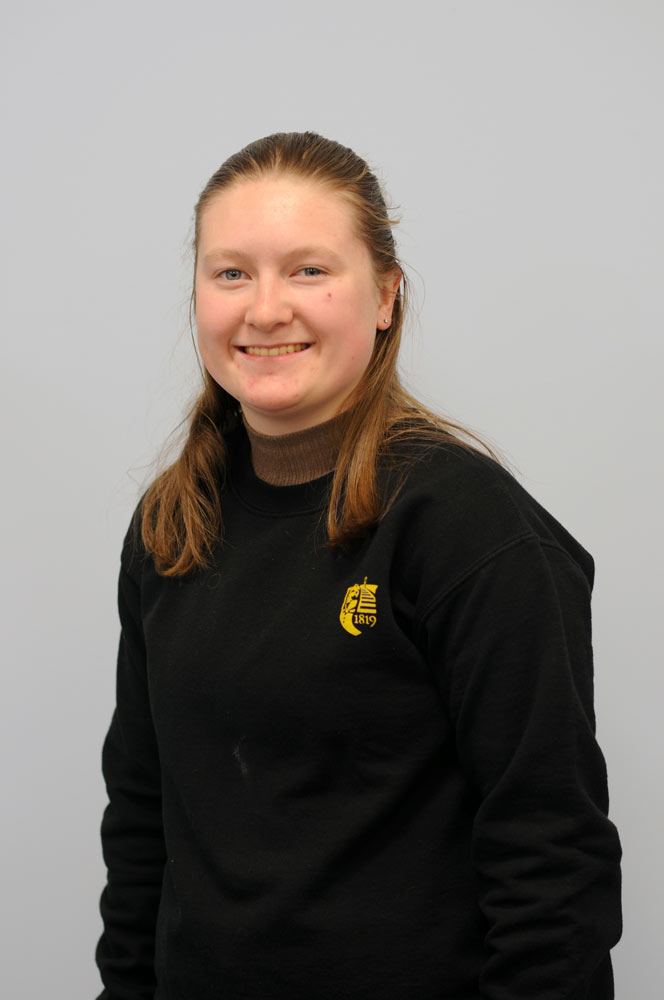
[142,132,489,576]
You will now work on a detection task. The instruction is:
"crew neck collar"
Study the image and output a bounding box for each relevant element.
[242,412,348,487]
[227,423,336,518]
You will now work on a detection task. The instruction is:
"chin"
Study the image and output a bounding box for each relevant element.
[242,401,308,430]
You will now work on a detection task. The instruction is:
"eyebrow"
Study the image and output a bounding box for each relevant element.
[201,246,344,266]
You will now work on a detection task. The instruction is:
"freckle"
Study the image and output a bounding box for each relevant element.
[327,292,332,299]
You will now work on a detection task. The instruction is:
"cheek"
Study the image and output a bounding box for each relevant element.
[195,293,232,345]
[195,308,229,371]
[327,282,377,326]
[342,332,376,382]
[195,289,218,328]
[194,293,211,335]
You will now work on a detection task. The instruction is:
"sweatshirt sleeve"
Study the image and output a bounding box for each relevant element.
[420,536,622,1000]
[96,554,166,999]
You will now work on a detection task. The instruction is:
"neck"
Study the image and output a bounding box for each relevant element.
[242,413,348,486]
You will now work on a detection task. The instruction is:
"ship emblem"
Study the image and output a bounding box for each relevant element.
[339,577,378,636]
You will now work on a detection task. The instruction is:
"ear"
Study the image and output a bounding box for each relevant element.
[376,268,402,329]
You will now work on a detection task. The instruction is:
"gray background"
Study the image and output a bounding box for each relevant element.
[2,1,661,995]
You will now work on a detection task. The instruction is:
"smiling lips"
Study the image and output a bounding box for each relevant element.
[241,344,310,357]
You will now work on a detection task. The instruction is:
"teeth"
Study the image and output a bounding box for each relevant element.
[244,344,308,357]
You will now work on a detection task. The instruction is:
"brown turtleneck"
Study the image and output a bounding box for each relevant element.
[242,413,347,486]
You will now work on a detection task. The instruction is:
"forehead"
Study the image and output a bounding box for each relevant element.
[197,175,363,250]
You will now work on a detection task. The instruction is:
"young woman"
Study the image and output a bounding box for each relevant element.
[96,132,622,999]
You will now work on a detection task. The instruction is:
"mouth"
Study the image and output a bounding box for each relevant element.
[240,343,310,357]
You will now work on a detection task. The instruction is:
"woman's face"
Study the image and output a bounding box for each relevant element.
[194,175,398,435]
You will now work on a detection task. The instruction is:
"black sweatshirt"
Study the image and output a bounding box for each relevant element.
[96,432,622,999]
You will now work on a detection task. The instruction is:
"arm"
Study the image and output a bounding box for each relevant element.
[96,559,166,1000]
[421,537,622,999]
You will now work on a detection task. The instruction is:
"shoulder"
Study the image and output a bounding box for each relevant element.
[119,499,153,582]
[383,439,594,591]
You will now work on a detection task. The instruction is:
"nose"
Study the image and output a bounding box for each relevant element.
[245,276,293,331]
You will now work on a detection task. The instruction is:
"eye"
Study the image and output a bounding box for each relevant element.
[218,268,245,281]
[299,266,323,277]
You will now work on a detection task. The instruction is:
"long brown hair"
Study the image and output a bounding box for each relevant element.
[141,132,494,576]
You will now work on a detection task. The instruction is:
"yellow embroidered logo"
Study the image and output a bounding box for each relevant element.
[339,577,378,636]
